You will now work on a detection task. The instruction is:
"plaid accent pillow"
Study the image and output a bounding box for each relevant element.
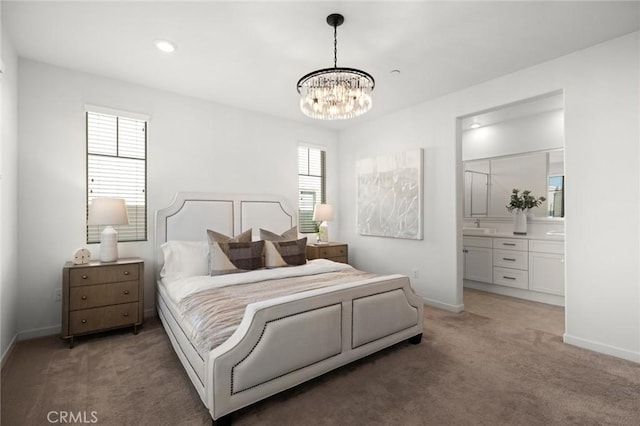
[209,240,265,276]
[264,237,307,268]
[207,228,252,244]
[259,226,298,242]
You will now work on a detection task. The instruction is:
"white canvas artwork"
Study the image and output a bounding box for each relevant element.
[357,148,423,240]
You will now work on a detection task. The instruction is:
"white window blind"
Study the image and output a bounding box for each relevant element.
[298,146,326,233]
[87,111,147,243]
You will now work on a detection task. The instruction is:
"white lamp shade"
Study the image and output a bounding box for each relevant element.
[312,203,334,222]
[88,198,129,226]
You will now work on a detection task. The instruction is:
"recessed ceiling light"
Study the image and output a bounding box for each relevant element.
[470,122,482,129]
[154,39,176,53]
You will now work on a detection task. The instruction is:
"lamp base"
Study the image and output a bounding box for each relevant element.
[318,221,329,244]
[100,226,119,262]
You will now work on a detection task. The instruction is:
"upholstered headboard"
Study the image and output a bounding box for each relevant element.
[154,192,296,279]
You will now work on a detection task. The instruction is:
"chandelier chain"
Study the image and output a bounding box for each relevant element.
[333,24,338,68]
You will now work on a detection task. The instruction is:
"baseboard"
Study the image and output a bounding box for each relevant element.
[14,310,157,343]
[422,297,464,313]
[464,280,565,307]
[18,324,61,341]
[1,334,18,369]
[563,334,640,363]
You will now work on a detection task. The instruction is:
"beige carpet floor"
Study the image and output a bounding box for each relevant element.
[2,290,639,425]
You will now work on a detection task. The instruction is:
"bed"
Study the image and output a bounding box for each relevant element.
[155,192,424,425]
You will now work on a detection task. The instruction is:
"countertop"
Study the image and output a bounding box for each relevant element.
[463,229,564,241]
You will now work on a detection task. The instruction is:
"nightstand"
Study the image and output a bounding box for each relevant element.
[61,258,144,348]
[306,242,348,264]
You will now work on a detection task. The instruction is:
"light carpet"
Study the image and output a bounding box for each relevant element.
[2,293,639,425]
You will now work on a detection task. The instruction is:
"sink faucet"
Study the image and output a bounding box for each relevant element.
[473,218,480,228]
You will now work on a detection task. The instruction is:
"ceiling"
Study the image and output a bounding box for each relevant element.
[3,1,639,129]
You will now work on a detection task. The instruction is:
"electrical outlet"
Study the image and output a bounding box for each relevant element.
[54,288,62,301]
[411,268,419,278]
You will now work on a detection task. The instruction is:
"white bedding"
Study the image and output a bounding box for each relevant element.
[160,258,353,303]
[160,259,376,357]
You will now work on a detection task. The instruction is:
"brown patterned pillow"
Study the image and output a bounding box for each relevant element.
[207,228,252,244]
[264,238,307,268]
[259,226,298,241]
[210,240,265,276]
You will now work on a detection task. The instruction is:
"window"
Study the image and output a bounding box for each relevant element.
[86,109,147,243]
[298,145,326,233]
[548,175,564,218]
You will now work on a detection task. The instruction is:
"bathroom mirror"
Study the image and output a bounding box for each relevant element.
[464,149,564,218]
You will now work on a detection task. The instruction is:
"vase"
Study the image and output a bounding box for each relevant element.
[513,209,527,235]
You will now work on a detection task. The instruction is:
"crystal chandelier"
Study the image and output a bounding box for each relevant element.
[297,13,375,120]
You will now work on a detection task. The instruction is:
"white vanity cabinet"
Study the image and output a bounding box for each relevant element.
[463,233,565,306]
[463,236,493,283]
[528,240,565,296]
[493,238,528,289]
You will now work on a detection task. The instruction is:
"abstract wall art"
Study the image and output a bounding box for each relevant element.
[356,148,423,240]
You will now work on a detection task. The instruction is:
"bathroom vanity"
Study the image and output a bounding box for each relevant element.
[463,231,565,306]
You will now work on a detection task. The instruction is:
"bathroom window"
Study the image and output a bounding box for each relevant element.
[548,175,564,218]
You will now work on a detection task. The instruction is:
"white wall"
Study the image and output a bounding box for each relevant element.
[462,109,564,161]
[1,22,19,361]
[17,59,338,337]
[338,32,639,362]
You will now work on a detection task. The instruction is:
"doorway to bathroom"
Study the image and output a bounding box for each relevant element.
[458,91,566,334]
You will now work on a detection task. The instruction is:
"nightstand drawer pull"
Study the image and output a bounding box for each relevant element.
[503,276,516,280]
[502,258,516,261]
[123,271,129,275]
[81,295,87,300]
[123,290,130,295]
[81,319,87,324]
[123,312,129,317]
[82,275,88,279]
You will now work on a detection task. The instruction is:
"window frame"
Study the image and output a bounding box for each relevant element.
[85,106,149,244]
[298,144,326,234]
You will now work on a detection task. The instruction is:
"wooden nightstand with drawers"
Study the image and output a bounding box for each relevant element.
[306,242,348,264]
[62,258,144,348]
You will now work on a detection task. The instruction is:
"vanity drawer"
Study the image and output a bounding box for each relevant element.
[463,236,493,249]
[70,264,139,287]
[69,302,139,335]
[493,249,528,270]
[70,281,139,310]
[493,267,528,289]
[529,240,564,254]
[493,238,528,251]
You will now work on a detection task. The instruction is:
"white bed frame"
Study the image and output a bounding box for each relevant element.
[155,192,424,425]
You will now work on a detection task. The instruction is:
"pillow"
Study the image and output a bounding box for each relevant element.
[207,228,252,244]
[260,226,298,241]
[210,240,265,276]
[264,237,307,268]
[160,241,209,278]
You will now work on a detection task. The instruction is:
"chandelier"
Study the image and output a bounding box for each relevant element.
[297,13,375,120]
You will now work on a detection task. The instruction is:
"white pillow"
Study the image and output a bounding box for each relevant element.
[160,240,209,278]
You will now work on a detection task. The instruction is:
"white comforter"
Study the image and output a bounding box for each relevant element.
[160,258,353,304]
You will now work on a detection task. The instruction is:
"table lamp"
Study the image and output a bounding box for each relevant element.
[312,203,334,244]
[88,197,129,262]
